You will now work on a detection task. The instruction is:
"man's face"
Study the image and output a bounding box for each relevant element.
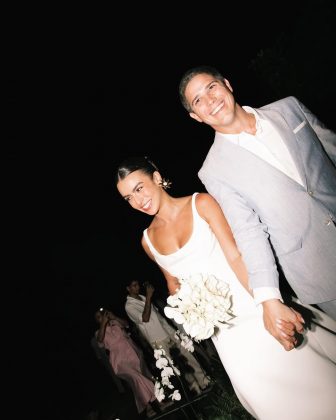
[127,280,140,295]
[185,73,235,129]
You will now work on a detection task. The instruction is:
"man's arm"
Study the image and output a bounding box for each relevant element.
[142,283,155,322]
[199,174,304,350]
[295,97,336,166]
[203,176,279,290]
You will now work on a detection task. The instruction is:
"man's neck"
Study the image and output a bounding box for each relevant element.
[129,293,142,300]
[216,104,257,136]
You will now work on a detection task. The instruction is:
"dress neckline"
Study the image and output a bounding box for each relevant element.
[143,193,198,257]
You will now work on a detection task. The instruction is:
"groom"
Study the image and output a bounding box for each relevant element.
[178,65,336,351]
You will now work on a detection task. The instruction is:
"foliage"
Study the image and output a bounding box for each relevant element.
[249,0,336,130]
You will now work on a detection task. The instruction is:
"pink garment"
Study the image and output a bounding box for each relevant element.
[98,320,156,413]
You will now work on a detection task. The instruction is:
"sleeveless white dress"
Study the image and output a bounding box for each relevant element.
[143,193,336,420]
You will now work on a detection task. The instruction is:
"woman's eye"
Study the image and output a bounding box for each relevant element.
[136,186,143,193]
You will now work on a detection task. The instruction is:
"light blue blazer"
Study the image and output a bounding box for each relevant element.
[198,96,336,304]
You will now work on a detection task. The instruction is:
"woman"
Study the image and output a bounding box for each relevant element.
[94,308,159,416]
[115,156,336,420]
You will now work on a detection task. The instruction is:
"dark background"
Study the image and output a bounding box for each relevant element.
[41,2,336,418]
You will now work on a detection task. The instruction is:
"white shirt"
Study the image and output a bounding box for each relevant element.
[125,294,176,345]
[219,106,303,305]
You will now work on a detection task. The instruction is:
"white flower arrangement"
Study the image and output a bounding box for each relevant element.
[174,329,195,353]
[164,273,235,341]
[153,347,182,402]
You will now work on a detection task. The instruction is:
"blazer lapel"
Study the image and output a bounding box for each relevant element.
[256,108,308,189]
[212,132,305,190]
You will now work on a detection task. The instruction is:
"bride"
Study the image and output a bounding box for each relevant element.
[115,155,336,420]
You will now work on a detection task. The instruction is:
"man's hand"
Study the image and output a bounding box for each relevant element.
[145,283,155,299]
[262,299,305,351]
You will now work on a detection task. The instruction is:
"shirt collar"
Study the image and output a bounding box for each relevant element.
[127,294,145,302]
[217,106,264,145]
[242,106,263,134]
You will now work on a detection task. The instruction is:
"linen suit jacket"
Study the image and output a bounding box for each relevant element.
[198,96,336,305]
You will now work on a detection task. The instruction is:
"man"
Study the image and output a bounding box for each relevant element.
[178,65,336,351]
[125,279,210,394]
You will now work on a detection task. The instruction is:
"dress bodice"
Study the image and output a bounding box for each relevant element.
[143,193,256,316]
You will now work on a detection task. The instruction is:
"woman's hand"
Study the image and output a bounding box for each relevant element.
[102,312,111,325]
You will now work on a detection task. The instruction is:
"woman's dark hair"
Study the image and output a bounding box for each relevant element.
[178,65,224,113]
[115,156,159,185]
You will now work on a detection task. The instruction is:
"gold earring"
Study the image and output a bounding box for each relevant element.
[159,178,172,190]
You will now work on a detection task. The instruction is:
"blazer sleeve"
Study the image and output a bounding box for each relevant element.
[198,170,280,291]
[294,97,336,167]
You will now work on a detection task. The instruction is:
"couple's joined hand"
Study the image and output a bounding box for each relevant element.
[262,299,305,351]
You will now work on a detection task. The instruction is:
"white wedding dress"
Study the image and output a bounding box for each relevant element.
[143,193,336,420]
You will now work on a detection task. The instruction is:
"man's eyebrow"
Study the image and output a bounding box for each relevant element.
[191,80,216,108]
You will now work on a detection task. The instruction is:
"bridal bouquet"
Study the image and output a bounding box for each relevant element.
[164,273,235,341]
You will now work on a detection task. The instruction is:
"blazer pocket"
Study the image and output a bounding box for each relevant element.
[275,237,303,257]
[293,121,307,134]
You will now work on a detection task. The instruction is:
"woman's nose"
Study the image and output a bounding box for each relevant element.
[133,194,143,207]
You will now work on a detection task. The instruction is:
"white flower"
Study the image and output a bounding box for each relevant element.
[161,376,173,388]
[155,357,169,369]
[174,330,195,352]
[170,390,182,401]
[154,348,165,359]
[153,345,181,402]
[154,382,165,402]
[161,366,174,378]
[164,273,235,341]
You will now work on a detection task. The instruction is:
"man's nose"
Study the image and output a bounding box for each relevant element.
[207,92,216,104]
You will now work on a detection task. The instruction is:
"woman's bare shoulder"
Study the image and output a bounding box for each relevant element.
[195,192,218,208]
[195,193,224,222]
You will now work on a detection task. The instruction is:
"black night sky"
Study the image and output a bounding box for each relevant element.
[43,2,336,418]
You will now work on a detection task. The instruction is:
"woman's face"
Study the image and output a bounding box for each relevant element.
[94,310,103,324]
[117,169,161,215]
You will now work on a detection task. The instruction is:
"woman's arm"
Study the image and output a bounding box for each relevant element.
[105,310,129,329]
[160,267,180,295]
[96,312,110,343]
[141,235,180,295]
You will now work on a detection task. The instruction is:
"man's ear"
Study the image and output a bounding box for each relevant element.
[189,112,203,123]
[223,78,233,92]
